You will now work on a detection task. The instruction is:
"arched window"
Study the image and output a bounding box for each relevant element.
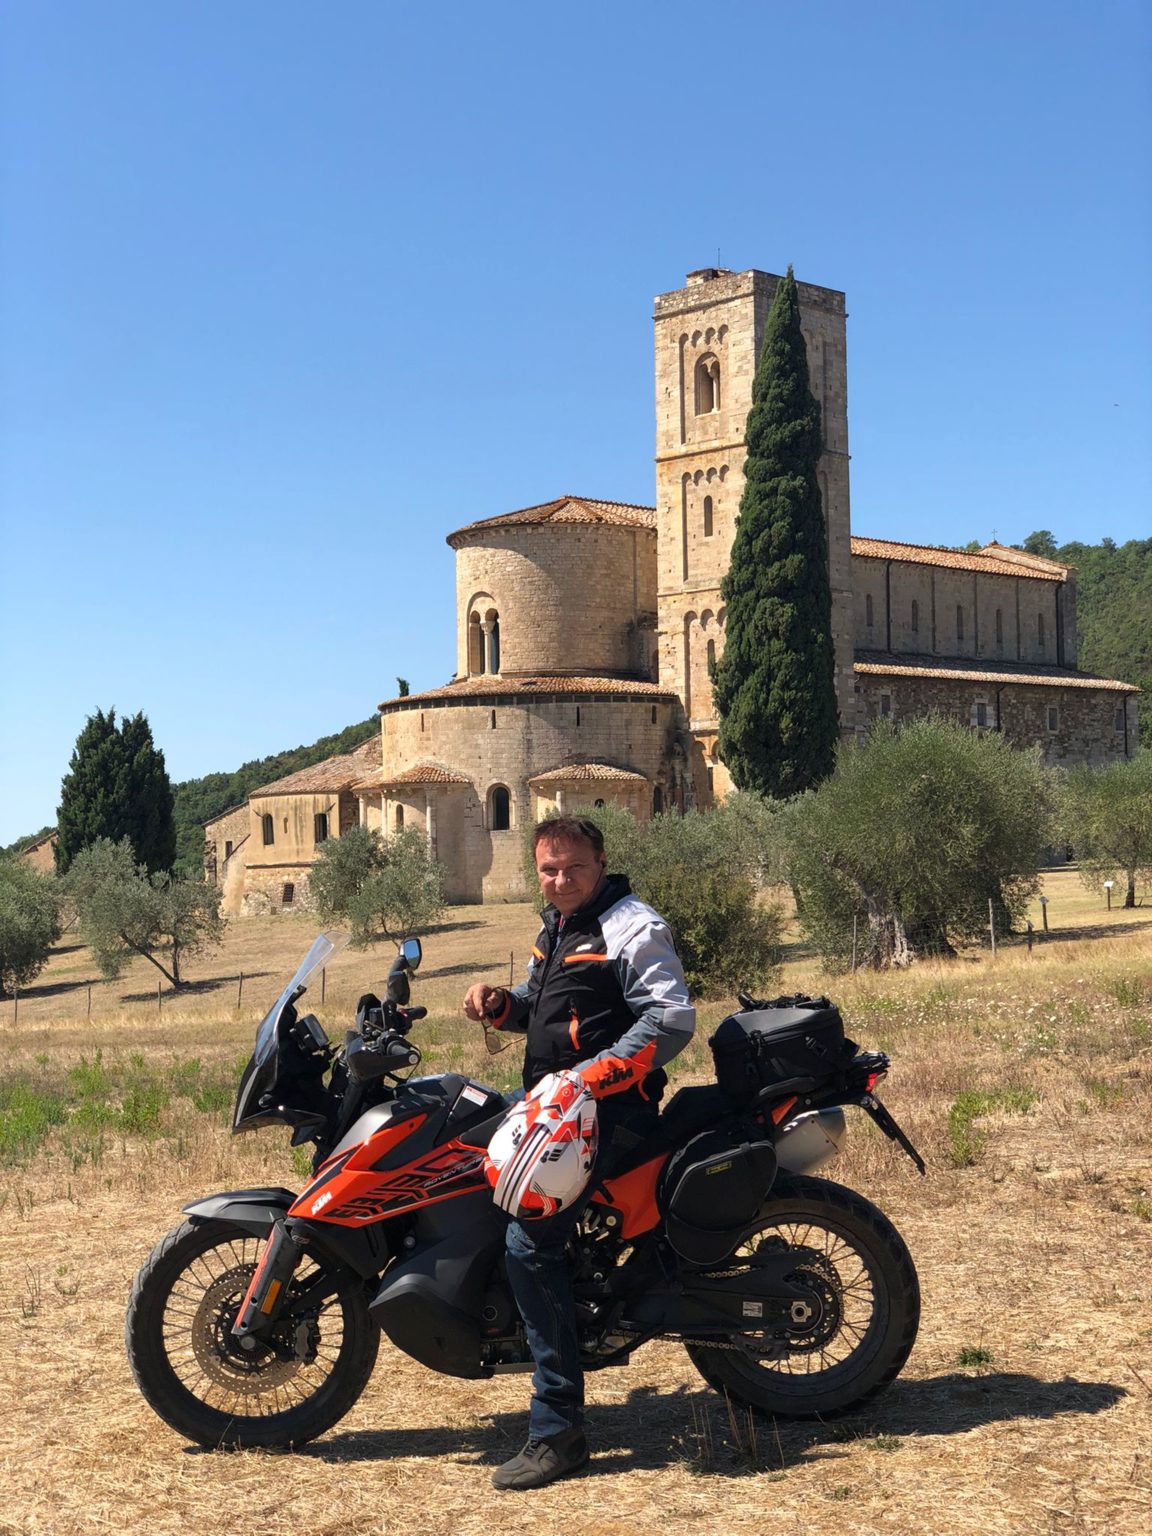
[281,882,295,906]
[706,638,716,672]
[594,798,606,809]
[995,608,1004,647]
[866,593,874,629]
[1037,612,1046,651]
[489,784,511,832]
[261,813,274,846]
[394,804,404,831]
[911,599,919,634]
[703,495,714,537]
[652,786,664,815]
[694,354,720,414]
[314,812,329,845]
[468,612,485,675]
[956,605,964,643]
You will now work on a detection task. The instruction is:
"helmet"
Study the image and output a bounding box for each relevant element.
[484,1070,598,1221]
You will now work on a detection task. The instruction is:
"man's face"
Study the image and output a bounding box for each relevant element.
[534,835,607,918]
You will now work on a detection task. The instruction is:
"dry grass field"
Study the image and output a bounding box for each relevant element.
[2,868,1150,1536]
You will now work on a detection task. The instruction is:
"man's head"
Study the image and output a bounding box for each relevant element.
[532,816,608,918]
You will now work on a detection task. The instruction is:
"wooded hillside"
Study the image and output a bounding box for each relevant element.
[1021,533,1151,746]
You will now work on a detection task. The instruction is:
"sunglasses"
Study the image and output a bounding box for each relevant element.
[482,1019,515,1055]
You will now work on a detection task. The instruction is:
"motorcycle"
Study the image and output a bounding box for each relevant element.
[126,932,925,1450]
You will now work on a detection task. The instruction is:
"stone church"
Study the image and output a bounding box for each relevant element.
[206,266,1139,909]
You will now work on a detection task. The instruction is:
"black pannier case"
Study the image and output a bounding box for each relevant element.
[709,995,854,1105]
[658,1125,778,1265]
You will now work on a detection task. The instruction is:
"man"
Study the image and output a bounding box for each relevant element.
[462,815,695,1491]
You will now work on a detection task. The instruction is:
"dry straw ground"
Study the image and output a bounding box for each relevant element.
[1,870,1149,1536]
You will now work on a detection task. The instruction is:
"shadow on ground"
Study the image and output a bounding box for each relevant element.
[420,961,491,982]
[17,975,100,1001]
[119,973,271,1003]
[277,1372,1125,1478]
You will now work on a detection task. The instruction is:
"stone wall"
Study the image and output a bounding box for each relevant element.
[242,789,357,912]
[855,674,1134,766]
[854,556,1072,667]
[202,805,251,916]
[450,524,657,681]
[380,690,678,900]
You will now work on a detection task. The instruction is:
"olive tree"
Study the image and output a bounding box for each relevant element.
[788,718,1054,968]
[310,824,444,945]
[1061,752,1152,908]
[65,838,224,988]
[0,860,61,998]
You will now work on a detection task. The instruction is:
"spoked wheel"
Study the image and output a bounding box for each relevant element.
[126,1218,379,1449]
[685,1175,920,1419]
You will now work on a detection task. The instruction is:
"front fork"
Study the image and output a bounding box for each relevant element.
[232,1219,304,1341]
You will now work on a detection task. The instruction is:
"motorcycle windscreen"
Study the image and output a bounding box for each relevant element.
[232,931,350,1133]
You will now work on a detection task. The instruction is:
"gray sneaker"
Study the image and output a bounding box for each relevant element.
[491,1428,590,1490]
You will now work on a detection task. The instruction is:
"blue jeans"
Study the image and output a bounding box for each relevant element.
[504,1100,657,1440]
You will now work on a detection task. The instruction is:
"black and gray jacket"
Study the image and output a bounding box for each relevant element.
[489,874,695,1105]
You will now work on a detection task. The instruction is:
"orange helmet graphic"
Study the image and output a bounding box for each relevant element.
[484,1070,599,1220]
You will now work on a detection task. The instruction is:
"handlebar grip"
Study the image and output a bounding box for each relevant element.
[402,1006,428,1021]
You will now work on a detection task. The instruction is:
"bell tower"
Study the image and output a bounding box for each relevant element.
[653,268,856,792]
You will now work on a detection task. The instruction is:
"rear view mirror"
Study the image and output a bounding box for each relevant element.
[401,938,422,971]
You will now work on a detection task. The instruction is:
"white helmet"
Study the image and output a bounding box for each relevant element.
[484,1070,598,1221]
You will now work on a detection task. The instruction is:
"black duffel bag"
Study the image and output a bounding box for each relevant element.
[708,993,855,1105]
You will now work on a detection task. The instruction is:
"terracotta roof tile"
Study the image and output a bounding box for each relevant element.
[355,761,472,789]
[448,496,656,545]
[527,762,649,785]
[250,738,380,798]
[380,675,677,709]
[851,537,1068,582]
[854,651,1138,693]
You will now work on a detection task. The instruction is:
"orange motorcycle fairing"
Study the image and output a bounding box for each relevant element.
[594,1152,668,1239]
[288,1112,491,1227]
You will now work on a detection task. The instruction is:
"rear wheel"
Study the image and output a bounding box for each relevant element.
[684,1175,919,1419]
[126,1218,379,1449]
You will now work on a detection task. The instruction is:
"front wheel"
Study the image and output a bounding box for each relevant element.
[126,1218,379,1449]
[685,1175,920,1419]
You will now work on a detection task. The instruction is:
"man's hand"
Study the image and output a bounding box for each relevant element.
[463,983,505,1022]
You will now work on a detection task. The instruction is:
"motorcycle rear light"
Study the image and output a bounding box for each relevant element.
[865,1068,887,1092]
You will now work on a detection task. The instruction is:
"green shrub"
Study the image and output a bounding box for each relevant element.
[0,1082,67,1164]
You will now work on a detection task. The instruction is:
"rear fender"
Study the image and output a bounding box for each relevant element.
[182,1187,296,1237]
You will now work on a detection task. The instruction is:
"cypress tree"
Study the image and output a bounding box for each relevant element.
[56,708,176,874]
[712,267,839,798]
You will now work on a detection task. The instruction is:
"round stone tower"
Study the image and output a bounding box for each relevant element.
[362,496,679,902]
[447,495,659,680]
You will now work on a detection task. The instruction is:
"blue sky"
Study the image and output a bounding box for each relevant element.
[1,0,1149,845]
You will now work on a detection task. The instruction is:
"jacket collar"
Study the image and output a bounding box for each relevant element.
[543,872,631,935]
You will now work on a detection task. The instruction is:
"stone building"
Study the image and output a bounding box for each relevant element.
[208,266,1139,909]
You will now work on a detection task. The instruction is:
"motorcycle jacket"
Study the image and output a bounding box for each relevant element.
[488,874,695,1105]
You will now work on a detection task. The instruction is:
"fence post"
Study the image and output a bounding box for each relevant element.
[509,951,514,986]
[87,984,92,1017]
[12,989,16,1027]
[321,968,326,1004]
[1040,894,1049,933]
[851,915,859,974]
[988,898,996,958]
[236,972,244,1010]
[157,979,162,1014]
